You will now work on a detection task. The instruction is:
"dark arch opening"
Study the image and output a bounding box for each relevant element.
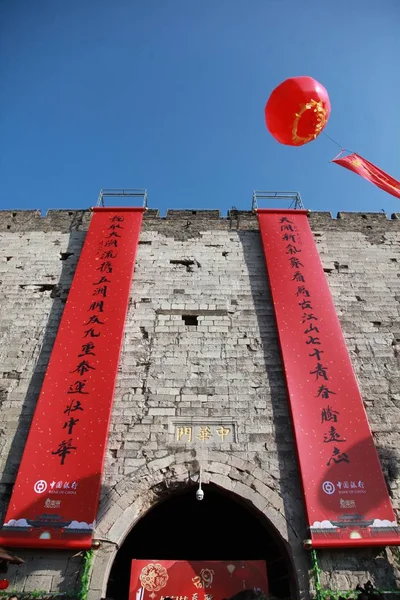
[106,484,296,600]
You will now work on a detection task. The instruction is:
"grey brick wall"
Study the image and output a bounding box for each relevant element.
[0,210,399,599]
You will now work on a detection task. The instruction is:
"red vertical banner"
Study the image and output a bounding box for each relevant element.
[129,560,268,600]
[257,209,400,548]
[0,207,143,549]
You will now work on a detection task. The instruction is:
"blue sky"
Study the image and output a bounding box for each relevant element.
[1,0,399,216]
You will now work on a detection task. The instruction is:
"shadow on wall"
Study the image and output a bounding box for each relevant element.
[238,229,399,592]
[238,229,308,597]
[0,230,86,516]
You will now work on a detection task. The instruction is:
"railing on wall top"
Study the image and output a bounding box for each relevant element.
[96,188,148,208]
[252,191,304,211]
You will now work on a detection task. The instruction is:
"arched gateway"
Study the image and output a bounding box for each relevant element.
[88,455,308,600]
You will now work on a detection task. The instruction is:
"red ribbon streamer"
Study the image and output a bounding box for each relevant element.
[333,153,400,200]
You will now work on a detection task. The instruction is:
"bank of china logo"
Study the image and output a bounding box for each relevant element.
[322,481,335,495]
[34,480,48,494]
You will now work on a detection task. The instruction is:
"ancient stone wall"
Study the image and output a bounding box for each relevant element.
[0,209,399,599]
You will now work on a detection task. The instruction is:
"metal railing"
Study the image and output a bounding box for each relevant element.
[96,188,148,208]
[252,190,304,211]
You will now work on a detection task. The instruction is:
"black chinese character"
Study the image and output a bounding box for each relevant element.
[93,285,107,298]
[100,251,117,259]
[52,439,77,465]
[324,427,346,443]
[93,276,111,285]
[316,385,336,399]
[83,327,101,338]
[280,217,292,223]
[282,233,296,242]
[84,315,104,326]
[302,313,318,323]
[327,447,350,466]
[104,239,118,247]
[110,215,124,222]
[321,406,339,423]
[286,244,301,255]
[64,399,84,415]
[67,381,88,394]
[290,257,304,269]
[296,286,310,297]
[63,417,79,435]
[310,362,328,380]
[306,336,321,345]
[299,299,312,309]
[309,348,323,360]
[71,360,95,376]
[304,323,319,334]
[97,261,113,273]
[281,225,294,232]
[109,223,123,230]
[78,343,96,357]
[88,301,104,312]
[292,271,305,282]
[106,231,121,238]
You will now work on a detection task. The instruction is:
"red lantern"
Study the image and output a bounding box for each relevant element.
[265,76,331,146]
[0,579,9,590]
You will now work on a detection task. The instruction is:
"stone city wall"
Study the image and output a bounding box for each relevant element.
[0,210,399,599]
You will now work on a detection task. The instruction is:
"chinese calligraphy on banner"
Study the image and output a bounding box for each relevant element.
[129,560,268,600]
[257,209,400,548]
[0,207,143,549]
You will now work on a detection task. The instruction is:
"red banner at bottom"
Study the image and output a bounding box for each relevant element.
[129,561,268,600]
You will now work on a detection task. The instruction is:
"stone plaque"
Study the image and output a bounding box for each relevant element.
[171,419,236,444]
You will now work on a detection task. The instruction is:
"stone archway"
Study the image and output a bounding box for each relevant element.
[87,453,309,600]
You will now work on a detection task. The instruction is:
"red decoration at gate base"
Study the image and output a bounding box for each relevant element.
[129,560,268,600]
[234,565,250,580]
[0,580,9,590]
[265,76,331,146]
